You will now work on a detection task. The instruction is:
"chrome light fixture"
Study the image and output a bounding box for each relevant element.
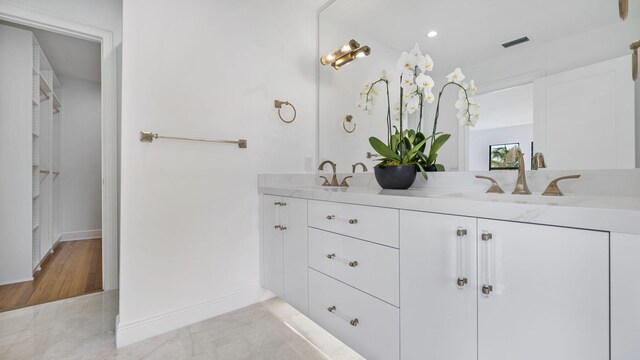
[320,39,371,70]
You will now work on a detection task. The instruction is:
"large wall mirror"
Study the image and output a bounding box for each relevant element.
[318,0,640,172]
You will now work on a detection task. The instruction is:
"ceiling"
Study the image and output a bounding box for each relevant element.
[321,0,639,73]
[0,20,101,83]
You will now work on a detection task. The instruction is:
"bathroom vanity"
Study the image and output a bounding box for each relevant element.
[259,173,640,360]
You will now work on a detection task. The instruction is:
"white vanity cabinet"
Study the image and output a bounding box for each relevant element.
[261,195,308,315]
[401,211,609,360]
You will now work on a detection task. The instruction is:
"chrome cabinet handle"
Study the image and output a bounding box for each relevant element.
[326,253,358,267]
[456,227,469,288]
[274,225,281,230]
[327,306,359,327]
[326,215,335,220]
[481,231,494,297]
[273,201,287,206]
[279,226,287,231]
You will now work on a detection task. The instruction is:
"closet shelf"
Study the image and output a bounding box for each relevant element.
[39,74,53,99]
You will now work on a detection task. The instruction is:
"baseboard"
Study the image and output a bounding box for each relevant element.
[115,286,269,348]
[60,229,102,241]
[0,277,34,286]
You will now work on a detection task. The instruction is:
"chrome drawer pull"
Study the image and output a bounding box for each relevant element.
[327,305,359,327]
[274,225,281,230]
[274,201,287,206]
[457,277,468,287]
[326,253,359,268]
[325,215,358,224]
[279,226,287,231]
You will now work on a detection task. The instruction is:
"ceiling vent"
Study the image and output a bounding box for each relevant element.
[502,36,530,48]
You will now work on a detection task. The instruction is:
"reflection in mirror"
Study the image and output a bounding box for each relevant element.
[319,0,640,172]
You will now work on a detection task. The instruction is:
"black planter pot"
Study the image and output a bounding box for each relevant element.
[374,165,417,190]
[425,164,438,172]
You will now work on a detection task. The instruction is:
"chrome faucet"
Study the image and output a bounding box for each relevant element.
[506,147,531,195]
[318,160,339,186]
[352,162,368,173]
[532,152,546,170]
[318,160,351,187]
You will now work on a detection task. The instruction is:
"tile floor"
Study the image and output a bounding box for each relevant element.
[0,291,364,359]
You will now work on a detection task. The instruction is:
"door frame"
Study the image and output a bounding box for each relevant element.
[0,4,119,290]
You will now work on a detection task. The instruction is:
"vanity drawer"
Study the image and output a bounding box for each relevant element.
[308,228,399,306]
[308,200,399,248]
[308,269,400,360]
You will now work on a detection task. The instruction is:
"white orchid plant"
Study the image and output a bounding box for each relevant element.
[357,44,479,177]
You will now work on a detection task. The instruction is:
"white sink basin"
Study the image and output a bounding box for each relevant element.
[438,192,589,206]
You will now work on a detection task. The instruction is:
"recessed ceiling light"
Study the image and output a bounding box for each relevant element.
[427,31,438,38]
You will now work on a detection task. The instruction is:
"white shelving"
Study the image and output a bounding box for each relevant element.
[30,35,62,273]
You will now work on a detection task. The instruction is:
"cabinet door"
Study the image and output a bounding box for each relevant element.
[282,197,308,315]
[261,195,283,297]
[477,220,608,360]
[611,233,640,360]
[400,211,478,360]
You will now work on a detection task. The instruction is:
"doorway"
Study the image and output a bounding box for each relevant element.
[0,7,118,311]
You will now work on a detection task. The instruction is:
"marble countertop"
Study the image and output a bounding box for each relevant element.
[258,173,640,235]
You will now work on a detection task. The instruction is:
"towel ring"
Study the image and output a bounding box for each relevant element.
[343,115,356,133]
[274,100,296,123]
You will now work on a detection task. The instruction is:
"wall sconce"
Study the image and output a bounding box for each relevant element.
[320,39,371,70]
[619,0,628,20]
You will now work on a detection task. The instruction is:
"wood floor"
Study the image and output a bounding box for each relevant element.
[0,239,102,312]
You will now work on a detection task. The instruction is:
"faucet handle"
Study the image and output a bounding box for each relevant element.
[339,176,353,188]
[476,175,505,194]
[319,176,331,186]
[542,175,581,196]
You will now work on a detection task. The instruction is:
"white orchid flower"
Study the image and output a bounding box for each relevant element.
[447,68,466,84]
[455,97,468,110]
[424,90,435,104]
[401,74,413,89]
[468,80,478,96]
[403,84,418,99]
[405,94,420,114]
[415,73,435,91]
[397,51,416,72]
[417,54,434,72]
[409,44,423,59]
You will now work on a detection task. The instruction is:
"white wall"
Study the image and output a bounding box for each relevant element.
[117,0,320,347]
[468,124,533,171]
[0,24,34,285]
[59,75,102,238]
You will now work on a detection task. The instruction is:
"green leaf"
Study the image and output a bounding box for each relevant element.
[428,133,451,158]
[417,163,429,180]
[435,164,446,172]
[406,139,426,160]
[369,137,400,161]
